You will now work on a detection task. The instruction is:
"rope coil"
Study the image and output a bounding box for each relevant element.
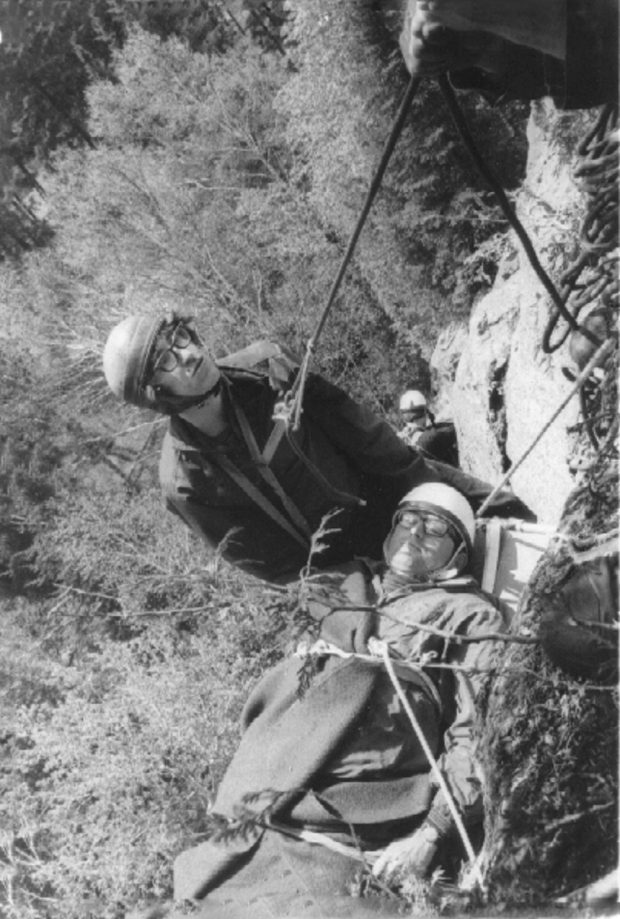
[543,104,619,354]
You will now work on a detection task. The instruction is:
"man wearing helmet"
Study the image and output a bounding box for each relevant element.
[103,312,442,583]
[398,389,459,467]
[103,312,527,584]
[398,389,429,440]
[171,483,504,914]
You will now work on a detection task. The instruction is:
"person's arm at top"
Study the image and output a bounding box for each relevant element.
[401,0,566,70]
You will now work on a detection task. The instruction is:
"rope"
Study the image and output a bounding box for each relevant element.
[287,73,422,430]
[267,819,370,864]
[438,74,599,345]
[475,338,615,518]
[285,75,609,432]
[295,637,444,712]
[372,637,484,889]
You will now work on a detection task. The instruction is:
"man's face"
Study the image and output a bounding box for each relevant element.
[401,408,428,432]
[149,322,220,398]
[384,506,457,579]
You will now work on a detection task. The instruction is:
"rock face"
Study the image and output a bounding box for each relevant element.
[434,101,595,523]
[445,99,619,904]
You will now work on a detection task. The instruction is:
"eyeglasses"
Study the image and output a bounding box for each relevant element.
[397,509,451,538]
[151,323,192,374]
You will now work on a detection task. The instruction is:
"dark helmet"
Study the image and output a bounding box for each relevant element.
[102,314,166,410]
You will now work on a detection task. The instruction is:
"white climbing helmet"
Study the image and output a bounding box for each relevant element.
[396,482,475,563]
[399,390,427,413]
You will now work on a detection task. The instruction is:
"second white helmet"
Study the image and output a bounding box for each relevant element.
[396,482,475,559]
[399,390,427,412]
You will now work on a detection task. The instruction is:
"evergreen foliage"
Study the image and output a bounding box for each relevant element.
[0,0,241,258]
[1,582,294,918]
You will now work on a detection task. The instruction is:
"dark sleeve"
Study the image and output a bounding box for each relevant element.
[561,0,618,108]
[449,44,565,104]
[301,372,432,483]
[417,424,459,467]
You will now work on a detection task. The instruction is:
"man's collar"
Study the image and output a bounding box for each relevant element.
[376,569,478,603]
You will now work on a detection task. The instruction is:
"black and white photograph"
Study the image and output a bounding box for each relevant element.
[0,2,617,917]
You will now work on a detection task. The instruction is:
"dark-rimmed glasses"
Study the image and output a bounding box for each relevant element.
[397,509,451,538]
[151,323,192,374]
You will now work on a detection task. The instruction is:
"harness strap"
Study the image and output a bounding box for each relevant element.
[213,452,310,552]
[232,401,314,539]
[262,417,287,464]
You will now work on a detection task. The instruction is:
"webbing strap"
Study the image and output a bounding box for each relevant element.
[232,400,314,539]
[262,417,287,464]
[214,452,310,551]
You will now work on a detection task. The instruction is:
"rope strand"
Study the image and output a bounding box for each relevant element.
[374,638,484,889]
[288,73,422,429]
[438,75,593,342]
[476,338,615,518]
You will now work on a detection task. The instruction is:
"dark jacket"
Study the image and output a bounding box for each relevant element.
[399,421,459,467]
[449,0,618,109]
[417,422,459,467]
[160,364,429,582]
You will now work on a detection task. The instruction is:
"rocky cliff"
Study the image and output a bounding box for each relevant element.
[434,98,618,903]
[431,101,601,523]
